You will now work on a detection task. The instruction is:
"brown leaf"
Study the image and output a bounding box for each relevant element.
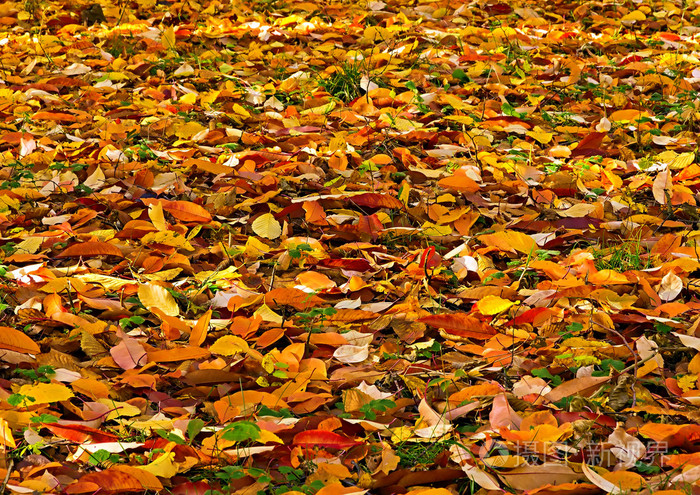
[545,375,612,403]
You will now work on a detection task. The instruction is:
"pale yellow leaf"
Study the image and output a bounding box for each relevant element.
[252,213,282,240]
[659,271,683,301]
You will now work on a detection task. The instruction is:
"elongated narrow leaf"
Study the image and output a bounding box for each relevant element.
[293,430,360,449]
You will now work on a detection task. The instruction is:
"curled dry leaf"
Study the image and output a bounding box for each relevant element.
[658,271,683,301]
[581,462,623,495]
[608,426,646,468]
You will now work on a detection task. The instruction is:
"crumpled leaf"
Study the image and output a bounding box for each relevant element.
[658,271,683,301]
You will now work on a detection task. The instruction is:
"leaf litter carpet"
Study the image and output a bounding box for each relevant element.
[1,0,700,493]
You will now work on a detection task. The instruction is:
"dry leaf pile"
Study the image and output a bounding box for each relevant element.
[1,0,700,493]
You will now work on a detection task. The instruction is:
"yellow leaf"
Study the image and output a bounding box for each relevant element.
[0,418,15,448]
[210,335,250,356]
[254,303,284,324]
[477,295,515,315]
[479,230,537,255]
[175,121,206,139]
[244,236,271,259]
[389,426,414,443]
[138,451,178,478]
[18,383,74,404]
[678,374,697,392]
[179,92,197,105]
[97,399,142,421]
[622,10,646,22]
[161,26,176,52]
[445,115,474,125]
[483,455,528,469]
[421,222,452,236]
[300,101,336,115]
[259,429,284,444]
[14,236,42,255]
[669,151,695,170]
[231,103,251,119]
[252,213,282,240]
[363,26,389,42]
[142,268,182,282]
[138,284,179,317]
[526,126,553,144]
[148,202,167,232]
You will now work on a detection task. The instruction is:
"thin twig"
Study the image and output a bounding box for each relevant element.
[0,458,14,495]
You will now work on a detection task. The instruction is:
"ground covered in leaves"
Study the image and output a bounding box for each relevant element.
[2,0,700,493]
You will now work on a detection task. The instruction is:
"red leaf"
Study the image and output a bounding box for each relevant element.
[418,313,496,340]
[56,241,124,258]
[171,481,212,495]
[293,430,361,449]
[507,307,550,326]
[318,258,373,272]
[419,246,435,269]
[43,423,119,443]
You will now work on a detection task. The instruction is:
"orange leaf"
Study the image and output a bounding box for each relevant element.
[609,109,650,123]
[265,287,324,310]
[147,346,210,362]
[418,313,496,340]
[78,469,144,493]
[326,309,380,322]
[587,270,631,285]
[303,200,328,225]
[56,241,124,258]
[316,482,368,495]
[190,309,211,347]
[111,466,163,492]
[43,292,66,317]
[141,198,212,223]
[0,326,40,354]
[437,174,480,192]
[349,193,404,210]
[449,382,502,405]
[479,230,536,255]
[32,111,79,122]
[293,430,361,449]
